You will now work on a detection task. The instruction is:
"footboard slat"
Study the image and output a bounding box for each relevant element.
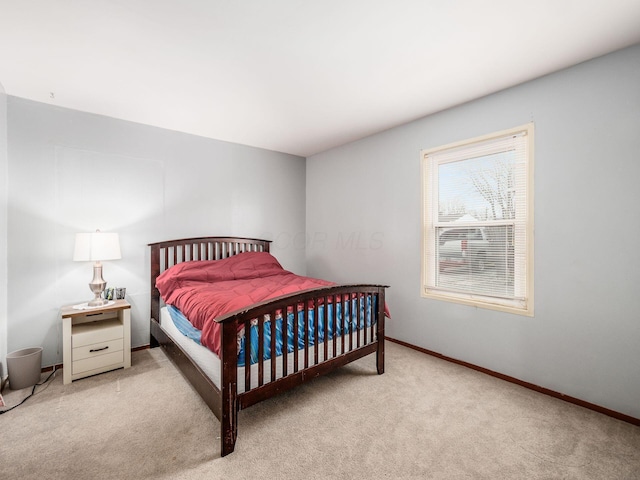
[313,300,319,365]
[258,317,264,387]
[244,318,251,392]
[270,309,277,382]
[323,296,329,361]
[370,293,375,345]
[282,306,289,377]
[347,296,351,351]
[293,302,299,373]
[304,302,309,369]
[258,315,264,387]
[341,298,346,355]
[365,294,370,344]
[331,296,337,357]
[358,295,362,346]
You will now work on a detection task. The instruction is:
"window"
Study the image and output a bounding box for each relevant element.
[421,124,534,315]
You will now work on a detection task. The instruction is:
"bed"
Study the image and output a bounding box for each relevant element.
[149,236,387,456]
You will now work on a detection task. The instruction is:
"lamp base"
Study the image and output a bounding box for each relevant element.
[87,262,107,307]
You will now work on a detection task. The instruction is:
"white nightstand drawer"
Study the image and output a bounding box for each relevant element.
[73,310,118,324]
[72,350,124,375]
[73,338,124,361]
[72,319,123,348]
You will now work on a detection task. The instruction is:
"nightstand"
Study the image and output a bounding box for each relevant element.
[61,299,131,384]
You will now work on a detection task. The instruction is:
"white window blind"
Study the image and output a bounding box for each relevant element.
[421,124,534,315]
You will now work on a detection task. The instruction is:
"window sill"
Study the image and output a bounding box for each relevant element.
[422,289,534,317]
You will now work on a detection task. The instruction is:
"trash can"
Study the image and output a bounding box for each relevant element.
[7,347,43,390]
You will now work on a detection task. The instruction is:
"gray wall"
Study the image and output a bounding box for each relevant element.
[306,44,640,418]
[6,97,306,369]
[0,85,7,379]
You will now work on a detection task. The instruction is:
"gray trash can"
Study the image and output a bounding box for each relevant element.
[7,347,43,390]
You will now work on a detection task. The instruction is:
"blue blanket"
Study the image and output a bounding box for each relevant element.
[167,297,376,367]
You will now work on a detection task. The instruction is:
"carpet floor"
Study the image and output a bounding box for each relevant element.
[1,342,639,479]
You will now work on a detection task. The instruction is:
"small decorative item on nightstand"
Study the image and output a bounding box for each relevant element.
[61,299,131,385]
[104,287,126,301]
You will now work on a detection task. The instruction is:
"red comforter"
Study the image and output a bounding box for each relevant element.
[156,251,334,356]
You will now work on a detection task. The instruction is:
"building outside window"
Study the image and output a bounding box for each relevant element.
[421,124,534,315]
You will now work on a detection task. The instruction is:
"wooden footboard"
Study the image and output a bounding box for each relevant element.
[149,237,387,457]
[216,284,386,455]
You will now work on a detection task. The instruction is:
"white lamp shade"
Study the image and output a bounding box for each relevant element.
[73,232,122,262]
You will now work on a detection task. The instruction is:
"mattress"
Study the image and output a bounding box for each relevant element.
[160,306,355,392]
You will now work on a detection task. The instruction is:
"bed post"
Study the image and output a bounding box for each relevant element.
[150,243,161,348]
[220,320,238,456]
[376,287,386,375]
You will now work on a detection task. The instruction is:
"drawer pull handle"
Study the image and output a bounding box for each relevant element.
[89,346,109,353]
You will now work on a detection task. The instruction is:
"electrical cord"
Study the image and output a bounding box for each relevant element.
[0,367,57,415]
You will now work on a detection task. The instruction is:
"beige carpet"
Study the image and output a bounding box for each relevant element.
[1,342,639,479]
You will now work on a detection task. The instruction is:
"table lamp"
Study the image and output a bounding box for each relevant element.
[73,230,121,306]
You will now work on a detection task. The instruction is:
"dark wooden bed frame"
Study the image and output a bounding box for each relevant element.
[149,236,387,456]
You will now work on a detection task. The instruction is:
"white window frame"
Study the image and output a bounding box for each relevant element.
[421,124,534,316]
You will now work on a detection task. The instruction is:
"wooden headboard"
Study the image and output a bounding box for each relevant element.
[148,236,271,323]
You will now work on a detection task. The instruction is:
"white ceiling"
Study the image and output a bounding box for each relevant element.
[1,1,640,157]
